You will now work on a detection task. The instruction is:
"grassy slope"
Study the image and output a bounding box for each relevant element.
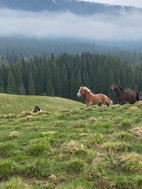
[0,93,142,189]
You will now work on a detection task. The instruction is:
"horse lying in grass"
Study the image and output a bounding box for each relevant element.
[77,86,113,107]
[32,106,41,113]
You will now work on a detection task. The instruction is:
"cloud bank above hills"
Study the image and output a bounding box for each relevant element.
[0,8,142,41]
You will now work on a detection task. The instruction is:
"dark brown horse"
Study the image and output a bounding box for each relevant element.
[111,83,139,104]
[32,106,41,113]
[77,86,113,107]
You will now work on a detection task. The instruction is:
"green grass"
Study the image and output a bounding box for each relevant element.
[0,93,142,189]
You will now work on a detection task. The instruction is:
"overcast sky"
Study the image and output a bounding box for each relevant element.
[0,2,142,41]
[79,0,142,8]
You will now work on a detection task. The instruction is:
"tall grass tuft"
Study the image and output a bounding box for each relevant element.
[0,177,32,189]
[119,153,142,173]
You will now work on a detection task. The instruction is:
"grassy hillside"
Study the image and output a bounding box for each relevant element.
[0,93,142,189]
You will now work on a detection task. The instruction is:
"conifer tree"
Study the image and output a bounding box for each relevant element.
[28,72,35,95]
[46,79,54,96]
[0,75,4,93]
[6,71,17,94]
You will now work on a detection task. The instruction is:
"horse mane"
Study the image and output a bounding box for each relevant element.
[119,87,124,92]
[83,86,94,95]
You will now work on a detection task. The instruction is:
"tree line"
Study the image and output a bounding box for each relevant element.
[0,52,142,102]
[0,37,142,65]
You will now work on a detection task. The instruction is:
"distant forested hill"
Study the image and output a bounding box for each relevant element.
[0,0,141,15]
[0,53,142,102]
[0,37,142,65]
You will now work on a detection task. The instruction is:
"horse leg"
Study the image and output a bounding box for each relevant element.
[102,101,107,107]
[86,102,90,107]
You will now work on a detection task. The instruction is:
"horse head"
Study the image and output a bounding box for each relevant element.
[32,106,40,113]
[77,86,84,97]
[110,83,117,90]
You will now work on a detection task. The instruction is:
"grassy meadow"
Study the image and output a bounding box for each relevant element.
[0,93,142,189]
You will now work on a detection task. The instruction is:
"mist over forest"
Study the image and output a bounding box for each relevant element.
[0,0,142,100]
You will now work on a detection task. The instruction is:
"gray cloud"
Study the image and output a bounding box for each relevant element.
[0,8,142,41]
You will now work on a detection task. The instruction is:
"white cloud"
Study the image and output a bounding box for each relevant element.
[0,8,142,41]
[78,0,142,8]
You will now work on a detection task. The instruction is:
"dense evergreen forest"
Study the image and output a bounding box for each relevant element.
[0,52,142,103]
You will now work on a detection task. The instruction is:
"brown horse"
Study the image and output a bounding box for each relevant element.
[77,86,113,107]
[32,106,41,113]
[110,83,139,104]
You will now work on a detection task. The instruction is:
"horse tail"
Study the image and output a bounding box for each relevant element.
[136,92,139,101]
[105,95,113,105]
[108,98,113,105]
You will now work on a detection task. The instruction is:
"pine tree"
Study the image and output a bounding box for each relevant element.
[6,71,18,94]
[28,72,35,95]
[19,83,27,95]
[46,79,54,96]
[0,75,4,93]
